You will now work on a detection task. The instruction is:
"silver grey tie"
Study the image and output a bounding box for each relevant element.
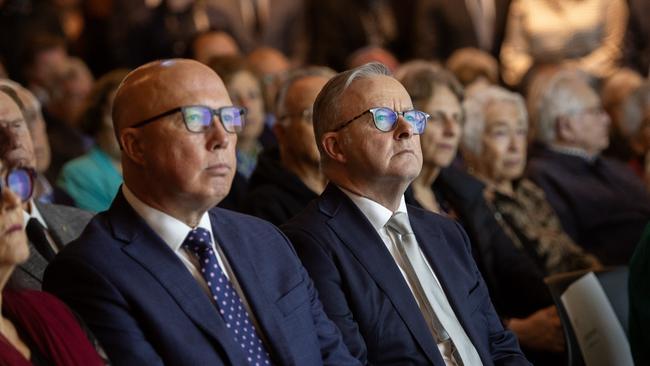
[385,212,464,366]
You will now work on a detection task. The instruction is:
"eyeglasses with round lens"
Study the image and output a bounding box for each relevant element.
[2,167,35,202]
[131,105,246,133]
[333,107,429,134]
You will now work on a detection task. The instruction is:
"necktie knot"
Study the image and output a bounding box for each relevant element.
[385,212,413,236]
[182,227,213,253]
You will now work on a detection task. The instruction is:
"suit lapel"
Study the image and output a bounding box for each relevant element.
[109,193,248,365]
[320,185,442,365]
[409,208,484,353]
[35,202,68,248]
[209,211,292,365]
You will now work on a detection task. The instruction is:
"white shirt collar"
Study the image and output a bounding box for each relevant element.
[23,199,48,229]
[338,185,408,232]
[122,185,213,252]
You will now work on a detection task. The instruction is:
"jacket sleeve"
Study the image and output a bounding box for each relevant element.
[43,257,164,366]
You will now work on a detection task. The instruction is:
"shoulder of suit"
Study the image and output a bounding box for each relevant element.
[38,202,94,221]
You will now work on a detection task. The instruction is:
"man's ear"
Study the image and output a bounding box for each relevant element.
[120,128,146,165]
[556,115,576,143]
[321,132,347,164]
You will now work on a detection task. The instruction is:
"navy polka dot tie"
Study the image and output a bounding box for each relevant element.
[183,227,273,366]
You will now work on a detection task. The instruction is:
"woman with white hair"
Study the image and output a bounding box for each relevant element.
[461,85,600,364]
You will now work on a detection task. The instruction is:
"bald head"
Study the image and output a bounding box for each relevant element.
[113,59,231,138]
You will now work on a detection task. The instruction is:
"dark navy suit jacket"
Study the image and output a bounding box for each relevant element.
[282,184,530,365]
[43,191,360,366]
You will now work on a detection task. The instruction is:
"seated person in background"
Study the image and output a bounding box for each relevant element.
[601,68,643,163]
[526,69,650,265]
[189,30,241,65]
[500,0,628,88]
[0,86,91,290]
[209,56,266,179]
[282,62,530,365]
[0,125,104,365]
[629,222,650,366]
[445,47,500,94]
[243,66,335,225]
[0,78,73,205]
[621,81,650,188]
[346,46,400,73]
[43,59,360,366]
[58,69,130,212]
[462,85,601,364]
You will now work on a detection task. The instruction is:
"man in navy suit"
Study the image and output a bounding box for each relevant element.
[282,62,530,365]
[43,59,360,365]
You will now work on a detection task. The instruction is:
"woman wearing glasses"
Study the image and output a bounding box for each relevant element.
[0,122,104,364]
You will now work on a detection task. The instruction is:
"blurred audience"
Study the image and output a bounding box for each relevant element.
[526,69,650,265]
[209,55,266,180]
[0,124,104,366]
[501,0,628,88]
[207,0,305,58]
[247,47,290,118]
[446,47,500,93]
[623,0,650,76]
[414,0,512,62]
[243,66,334,225]
[346,46,399,73]
[0,84,92,290]
[0,79,73,206]
[57,69,129,212]
[189,30,241,65]
[43,56,94,182]
[19,33,68,104]
[621,81,650,188]
[601,68,644,162]
[629,222,650,366]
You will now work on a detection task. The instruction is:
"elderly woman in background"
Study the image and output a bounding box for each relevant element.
[0,125,104,365]
[57,69,129,212]
[500,0,628,88]
[461,85,600,364]
[208,55,266,180]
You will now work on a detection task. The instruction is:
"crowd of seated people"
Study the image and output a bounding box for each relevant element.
[0,0,649,365]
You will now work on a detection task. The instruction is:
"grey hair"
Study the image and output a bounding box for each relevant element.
[622,81,650,138]
[312,62,392,157]
[274,66,336,126]
[534,70,595,145]
[461,85,527,156]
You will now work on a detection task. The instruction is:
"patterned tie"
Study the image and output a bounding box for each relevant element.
[183,227,273,366]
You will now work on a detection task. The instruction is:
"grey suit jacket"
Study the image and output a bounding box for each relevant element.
[9,202,93,290]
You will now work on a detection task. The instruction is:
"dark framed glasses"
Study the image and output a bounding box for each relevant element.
[131,105,246,133]
[333,107,429,134]
[2,167,35,202]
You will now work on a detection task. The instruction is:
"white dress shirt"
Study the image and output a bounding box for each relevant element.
[340,186,483,366]
[121,185,263,332]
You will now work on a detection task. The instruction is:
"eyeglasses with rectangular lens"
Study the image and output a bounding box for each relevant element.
[2,167,34,202]
[333,107,429,134]
[131,105,246,133]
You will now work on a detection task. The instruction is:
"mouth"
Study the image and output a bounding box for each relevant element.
[205,163,232,175]
[4,223,23,235]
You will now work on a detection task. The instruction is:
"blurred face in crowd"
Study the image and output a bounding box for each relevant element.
[118,60,237,215]
[248,48,290,112]
[417,86,462,169]
[561,83,610,156]
[0,93,36,170]
[478,100,527,185]
[276,76,328,166]
[226,70,265,144]
[193,32,240,65]
[14,86,50,173]
[27,45,67,89]
[331,75,422,188]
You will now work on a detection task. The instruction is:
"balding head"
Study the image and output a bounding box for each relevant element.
[113,59,230,139]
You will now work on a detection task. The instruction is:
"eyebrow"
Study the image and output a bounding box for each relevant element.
[0,118,25,125]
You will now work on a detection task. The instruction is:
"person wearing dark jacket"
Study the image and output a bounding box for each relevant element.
[243,67,335,225]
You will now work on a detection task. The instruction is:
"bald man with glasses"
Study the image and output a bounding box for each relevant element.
[282,63,530,365]
[43,59,360,366]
